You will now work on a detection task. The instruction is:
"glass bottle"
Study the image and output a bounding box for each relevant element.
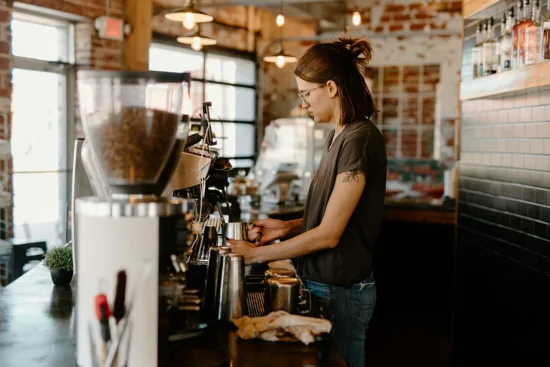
[496,14,506,72]
[542,0,550,60]
[501,8,514,71]
[512,0,524,68]
[518,0,532,67]
[483,17,497,75]
[525,0,542,65]
[472,23,483,78]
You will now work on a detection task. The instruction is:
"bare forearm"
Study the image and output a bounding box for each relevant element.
[252,226,337,264]
[283,219,303,238]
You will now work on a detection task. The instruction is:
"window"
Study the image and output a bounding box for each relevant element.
[366,64,440,159]
[11,12,74,247]
[149,43,257,168]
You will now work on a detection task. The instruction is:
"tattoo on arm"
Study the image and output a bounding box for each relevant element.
[343,169,361,183]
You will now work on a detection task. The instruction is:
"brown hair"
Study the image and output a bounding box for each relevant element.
[294,37,376,125]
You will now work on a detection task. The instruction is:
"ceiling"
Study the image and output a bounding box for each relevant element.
[199,0,348,31]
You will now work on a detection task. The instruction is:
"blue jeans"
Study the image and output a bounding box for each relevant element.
[304,273,376,367]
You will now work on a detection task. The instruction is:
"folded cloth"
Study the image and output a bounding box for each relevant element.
[232,311,332,345]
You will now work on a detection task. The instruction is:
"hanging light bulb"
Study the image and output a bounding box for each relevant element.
[276,14,285,27]
[264,47,297,67]
[191,36,202,51]
[352,10,362,26]
[182,13,196,30]
[275,55,286,68]
[178,27,216,50]
[165,1,213,26]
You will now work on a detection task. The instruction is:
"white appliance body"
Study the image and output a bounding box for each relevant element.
[76,212,159,367]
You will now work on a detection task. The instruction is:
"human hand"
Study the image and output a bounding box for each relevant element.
[226,239,261,265]
[247,218,288,246]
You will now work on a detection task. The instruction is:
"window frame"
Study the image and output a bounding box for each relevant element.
[150,37,258,163]
[369,64,439,159]
[11,9,76,243]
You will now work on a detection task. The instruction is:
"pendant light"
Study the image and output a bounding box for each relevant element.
[264,0,296,68]
[177,25,217,51]
[351,0,361,26]
[165,0,213,30]
[264,47,297,68]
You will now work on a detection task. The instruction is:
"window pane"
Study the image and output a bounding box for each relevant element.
[402,129,418,158]
[402,96,419,125]
[382,97,399,125]
[205,84,255,121]
[403,66,420,93]
[11,69,66,172]
[421,129,435,158]
[229,158,255,169]
[383,66,399,94]
[383,129,398,158]
[11,18,69,62]
[206,54,255,85]
[211,122,255,157]
[422,97,436,125]
[13,172,67,248]
[186,81,204,117]
[149,43,204,79]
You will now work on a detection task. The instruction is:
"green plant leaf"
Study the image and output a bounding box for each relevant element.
[43,246,73,271]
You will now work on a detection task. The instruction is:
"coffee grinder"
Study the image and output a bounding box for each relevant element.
[75,70,198,367]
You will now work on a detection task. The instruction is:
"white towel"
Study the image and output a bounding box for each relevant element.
[232,311,332,345]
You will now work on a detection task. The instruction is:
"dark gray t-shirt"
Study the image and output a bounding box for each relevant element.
[298,119,387,287]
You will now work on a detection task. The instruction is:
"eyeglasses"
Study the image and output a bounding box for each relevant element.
[298,83,326,102]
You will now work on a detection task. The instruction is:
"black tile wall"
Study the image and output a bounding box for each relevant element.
[455,84,550,364]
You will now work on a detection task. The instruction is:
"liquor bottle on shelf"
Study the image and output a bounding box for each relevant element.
[483,17,497,75]
[518,0,532,67]
[542,0,550,60]
[525,0,542,65]
[512,0,524,68]
[501,8,514,71]
[473,22,483,78]
[496,14,506,72]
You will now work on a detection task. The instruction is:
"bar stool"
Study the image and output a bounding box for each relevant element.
[10,238,48,281]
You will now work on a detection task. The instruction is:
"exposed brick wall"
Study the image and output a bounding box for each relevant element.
[352,0,462,33]
[0,0,11,238]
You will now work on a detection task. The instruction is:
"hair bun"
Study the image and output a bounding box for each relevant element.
[338,37,373,63]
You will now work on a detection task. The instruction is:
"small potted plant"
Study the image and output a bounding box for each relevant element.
[43,245,73,286]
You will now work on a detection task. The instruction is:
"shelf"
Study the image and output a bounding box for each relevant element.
[463,0,516,19]
[463,0,500,18]
[460,62,550,100]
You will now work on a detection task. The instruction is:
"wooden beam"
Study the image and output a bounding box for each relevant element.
[125,0,153,71]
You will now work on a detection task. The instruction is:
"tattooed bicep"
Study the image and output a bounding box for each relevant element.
[342,168,362,183]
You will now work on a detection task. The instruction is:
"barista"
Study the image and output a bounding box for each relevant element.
[228,36,387,367]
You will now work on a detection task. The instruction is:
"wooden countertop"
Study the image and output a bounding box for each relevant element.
[0,265,345,367]
[241,199,457,225]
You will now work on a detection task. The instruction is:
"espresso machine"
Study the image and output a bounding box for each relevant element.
[74,70,204,367]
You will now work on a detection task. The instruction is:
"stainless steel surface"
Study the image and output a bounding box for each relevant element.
[222,222,249,241]
[189,224,219,265]
[163,151,212,195]
[264,267,296,284]
[266,277,301,314]
[203,245,232,315]
[218,253,246,321]
[76,196,195,217]
[246,292,265,317]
